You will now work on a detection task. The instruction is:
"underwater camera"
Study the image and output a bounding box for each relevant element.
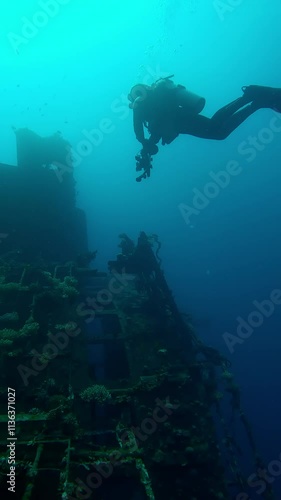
[135,150,153,182]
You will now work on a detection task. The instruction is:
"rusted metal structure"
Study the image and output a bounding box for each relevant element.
[0,131,275,499]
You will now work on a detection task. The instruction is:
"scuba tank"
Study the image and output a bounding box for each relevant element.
[154,75,206,114]
[176,85,206,114]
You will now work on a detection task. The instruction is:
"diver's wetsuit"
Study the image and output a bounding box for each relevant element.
[176,95,258,140]
[132,82,281,148]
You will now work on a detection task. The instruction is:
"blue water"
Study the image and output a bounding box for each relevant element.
[1,0,281,497]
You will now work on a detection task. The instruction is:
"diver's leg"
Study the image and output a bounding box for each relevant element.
[215,103,259,139]
[211,95,251,124]
[204,87,281,128]
[177,102,258,140]
[176,114,219,139]
[176,94,254,139]
[176,86,281,140]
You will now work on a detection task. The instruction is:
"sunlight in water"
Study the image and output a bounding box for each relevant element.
[1,0,162,64]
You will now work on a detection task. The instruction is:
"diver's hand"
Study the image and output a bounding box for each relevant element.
[142,139,159,155]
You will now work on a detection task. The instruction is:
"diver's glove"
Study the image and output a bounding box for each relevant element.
[142,139,159,155]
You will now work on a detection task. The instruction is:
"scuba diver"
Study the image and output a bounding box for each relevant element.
[128,76,281,181]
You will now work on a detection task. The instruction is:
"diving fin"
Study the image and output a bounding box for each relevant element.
[242,85,281,111]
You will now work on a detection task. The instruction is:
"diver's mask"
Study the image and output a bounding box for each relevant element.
[128,84,150,109]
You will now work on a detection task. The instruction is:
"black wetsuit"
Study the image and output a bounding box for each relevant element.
[132,81,274,148]
[175,96,258,140]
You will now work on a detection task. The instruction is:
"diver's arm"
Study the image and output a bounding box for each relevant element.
[133,108,159,155]
[133,107,145,144]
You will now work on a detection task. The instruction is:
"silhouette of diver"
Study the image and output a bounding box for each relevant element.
[128,76,281,180]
